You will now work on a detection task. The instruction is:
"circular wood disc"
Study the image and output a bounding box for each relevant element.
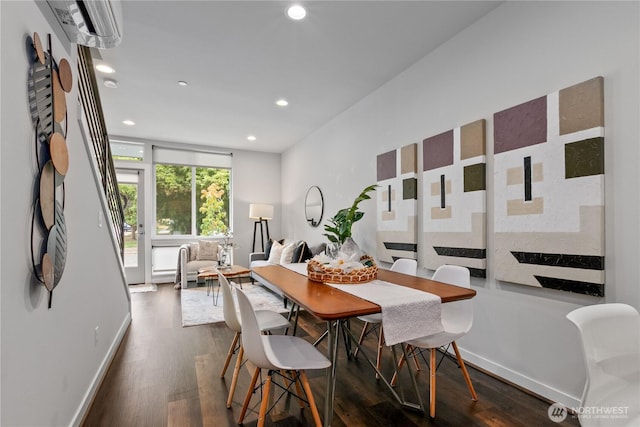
[49,132,69,176]
[58,58,73,92]
[34,32,45,65]
[42,252,54,291]
[52,69,67,123]
[39,161,55,230]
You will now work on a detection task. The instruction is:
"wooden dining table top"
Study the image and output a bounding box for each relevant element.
[251,265,476,321]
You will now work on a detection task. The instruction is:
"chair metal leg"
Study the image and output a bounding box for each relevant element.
[300,370,323,427]
[429,348,436,418]
[227,345,244,408]
[290,371,305,408]
[452,341,477,401]
[221,332,240,377]
[238,367,260,424]
[257,374,272,427]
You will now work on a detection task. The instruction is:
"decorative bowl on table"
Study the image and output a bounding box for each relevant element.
[306,238,377,284]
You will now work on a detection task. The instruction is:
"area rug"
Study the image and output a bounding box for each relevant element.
[181,283,287,327]
[128,283,157,293]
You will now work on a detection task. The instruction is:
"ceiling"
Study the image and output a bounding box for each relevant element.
[94,1,501,154]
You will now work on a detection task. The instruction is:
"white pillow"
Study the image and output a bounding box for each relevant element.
[280,241,298,264]
[197,240,218,261]
[267,240,284,264]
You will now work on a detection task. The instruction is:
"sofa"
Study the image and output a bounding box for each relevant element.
[175,240,233,289]
[249,239,326,298]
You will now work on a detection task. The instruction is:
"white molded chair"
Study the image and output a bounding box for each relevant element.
[354,258,418,378]
[566,303,640,427]
[393,264,477,418]
[218,272,290,409]
[236,288,331,427]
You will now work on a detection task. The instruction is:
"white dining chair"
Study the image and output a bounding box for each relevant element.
[354,258,418,378]
[566,303,640,427]
[218,272,290,409]
[235,287,331,427]
[392,264,477,418]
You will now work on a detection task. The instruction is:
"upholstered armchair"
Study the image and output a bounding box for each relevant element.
[175,240,233,289]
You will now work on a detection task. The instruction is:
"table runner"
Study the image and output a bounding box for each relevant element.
[327,280,443,346]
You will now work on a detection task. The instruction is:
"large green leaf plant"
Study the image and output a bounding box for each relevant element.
[323,184,377,245]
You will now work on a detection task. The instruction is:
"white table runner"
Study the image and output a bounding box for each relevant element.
[327,279,443,346]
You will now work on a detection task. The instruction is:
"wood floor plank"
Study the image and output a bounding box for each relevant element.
[168,399,190,427]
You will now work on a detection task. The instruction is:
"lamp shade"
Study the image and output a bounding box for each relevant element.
[249,203,274,220]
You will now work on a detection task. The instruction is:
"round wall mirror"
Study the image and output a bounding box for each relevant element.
[305,186,324,227]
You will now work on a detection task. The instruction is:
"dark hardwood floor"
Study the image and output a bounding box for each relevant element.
[82,283,580,426]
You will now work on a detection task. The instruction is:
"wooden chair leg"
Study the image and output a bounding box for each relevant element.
[221,332,240,377]
[452,341,477,401]
[227,345,244,408]
[300,370,323,427]
[411,345,421,371]
[375,326,384,379]
[353,322,370,357]
[429,348,436,418]
[390,351,406,386]
[238,367,260,424]
[257,374,272,427]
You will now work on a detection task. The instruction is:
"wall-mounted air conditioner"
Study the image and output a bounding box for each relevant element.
[46,0,123,49]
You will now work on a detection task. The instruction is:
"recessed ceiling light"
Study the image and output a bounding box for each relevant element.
[177,81,188,87]
[247,135,257,141]
[96,64,115,74]
[275,99,289,107]
[103,78,118,89]
[287,5,307,20]
[122,120,135,126]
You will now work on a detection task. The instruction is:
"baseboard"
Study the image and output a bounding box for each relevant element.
[70,312,132,427]
[457,346,582,409]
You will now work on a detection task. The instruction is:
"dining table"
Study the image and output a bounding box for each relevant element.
[251,264,476,427]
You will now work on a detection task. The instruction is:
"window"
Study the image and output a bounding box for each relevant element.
[110,141,144,161]
[153,147,232,236]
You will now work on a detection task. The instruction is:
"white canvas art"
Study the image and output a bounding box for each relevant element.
[493,77,605,296]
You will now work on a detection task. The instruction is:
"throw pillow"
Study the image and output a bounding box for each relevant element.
[267,240,284,264]
[197,240,219,261]
[264,238,284,259]
[188,242,199,261]
[292,241,313,263]
[280,241,299,264]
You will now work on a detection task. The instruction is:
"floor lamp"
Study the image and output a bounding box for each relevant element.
[249,204,273,252]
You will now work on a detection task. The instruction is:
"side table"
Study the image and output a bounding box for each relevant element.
[197,265,251,306]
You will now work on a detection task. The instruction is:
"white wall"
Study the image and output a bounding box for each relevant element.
[282,1,639,408]
[231,149,282,262]
[1,1,131,425]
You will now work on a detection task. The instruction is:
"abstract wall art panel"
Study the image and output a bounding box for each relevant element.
[376,143,418,263]
[422,120,487,278]
[493,77,605,296]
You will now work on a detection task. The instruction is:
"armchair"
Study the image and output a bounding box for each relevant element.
[175,240,233,289]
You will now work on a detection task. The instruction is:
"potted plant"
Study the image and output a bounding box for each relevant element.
[323,184,377,245]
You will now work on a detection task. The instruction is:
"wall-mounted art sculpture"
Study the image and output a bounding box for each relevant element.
[376,143,418,263]
[28,32,72,307]
[421,120,487,278]
[493,77,605,296]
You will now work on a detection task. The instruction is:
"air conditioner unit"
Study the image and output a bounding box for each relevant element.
[46,0,123,49]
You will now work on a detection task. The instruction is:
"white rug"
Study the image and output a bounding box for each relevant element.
[128,283,157,293]
[180,283,288,327]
